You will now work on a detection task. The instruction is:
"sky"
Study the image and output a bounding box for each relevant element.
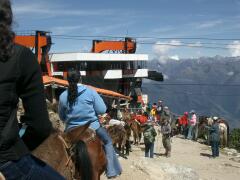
[11,0,240,59]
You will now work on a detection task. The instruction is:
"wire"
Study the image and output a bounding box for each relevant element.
[138,42,231,50]
[16,30,240,42]
[52,36,240,50]
[142,86,240,96]
[143,83,240,86]
[89,81,240,86]
[53,37,94,41]
[52,34,240,41]
[139,41,233,46]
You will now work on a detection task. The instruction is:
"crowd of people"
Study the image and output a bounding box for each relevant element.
[130,100,221,160]
[128,100,173,158]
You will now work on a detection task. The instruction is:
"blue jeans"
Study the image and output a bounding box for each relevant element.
[96,127,122,177]
[145,143,154,158]
[187,125,194,140]
[0,155,65,180]
[183,126,188,139]
[211,141,219,157]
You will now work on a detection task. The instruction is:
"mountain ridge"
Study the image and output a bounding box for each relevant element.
[143,57,240,128]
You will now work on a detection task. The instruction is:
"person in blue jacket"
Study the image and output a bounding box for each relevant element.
[58,69,122,179]
[206,117,220,158]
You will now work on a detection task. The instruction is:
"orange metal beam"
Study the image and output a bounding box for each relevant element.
[14,35,48,48]
[91,38,136,53]
[14,33,52,76]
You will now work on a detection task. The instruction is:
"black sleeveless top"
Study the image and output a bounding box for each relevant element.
[0,45,52,163]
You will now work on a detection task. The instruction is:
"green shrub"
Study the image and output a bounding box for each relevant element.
[229,128,240,152]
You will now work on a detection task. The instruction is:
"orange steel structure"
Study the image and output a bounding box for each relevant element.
[91,37,136,53]
[14,31,131,100]
[14,31,52,76]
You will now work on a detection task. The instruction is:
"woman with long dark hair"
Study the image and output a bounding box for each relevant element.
[0,0,64,179]
[58,69,122,179]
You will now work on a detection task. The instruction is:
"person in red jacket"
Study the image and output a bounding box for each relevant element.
[180,112,189,138]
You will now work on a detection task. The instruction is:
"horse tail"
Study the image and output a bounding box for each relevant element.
[74,140,93,180]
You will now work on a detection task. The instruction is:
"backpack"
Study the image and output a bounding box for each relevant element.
[143,128,154,144]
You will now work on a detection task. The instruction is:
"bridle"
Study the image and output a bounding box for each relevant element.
[57,129,97,180]
[57,135,76,179]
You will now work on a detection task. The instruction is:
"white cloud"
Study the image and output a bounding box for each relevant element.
[12,1,115,17]
[163,74,169,80]
[227,71,234,76]
[197,20,222,29]
[227,41,240,57]
[169,55,180,61]
[188,41,203,47]
[152,40,181,63]
[153,40,181,55]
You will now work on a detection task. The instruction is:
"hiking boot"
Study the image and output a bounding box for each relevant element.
[166,151,171,158]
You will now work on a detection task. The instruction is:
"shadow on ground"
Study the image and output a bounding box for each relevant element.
[200,153,212,158]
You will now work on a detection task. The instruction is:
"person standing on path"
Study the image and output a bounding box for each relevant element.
[156,100,163,122]
[187,110,197,140]
[206,116,220,158]
[161,119,172,157]
[179,112,189,138]
[150,103,157,122]
[143,122,157,158]
[161,106,172,124]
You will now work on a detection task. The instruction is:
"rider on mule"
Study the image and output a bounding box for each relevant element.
[58,69,122,179]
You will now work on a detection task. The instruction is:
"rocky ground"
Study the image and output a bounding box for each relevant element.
[101,127,240,180]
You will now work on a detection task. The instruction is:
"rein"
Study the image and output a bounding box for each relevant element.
[57,135,76,180]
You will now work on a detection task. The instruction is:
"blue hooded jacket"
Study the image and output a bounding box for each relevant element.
[58,84,107,131]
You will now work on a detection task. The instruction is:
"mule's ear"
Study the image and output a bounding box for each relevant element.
[64,122,91,143]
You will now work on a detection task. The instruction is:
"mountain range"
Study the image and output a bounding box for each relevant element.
[142,56,240,129]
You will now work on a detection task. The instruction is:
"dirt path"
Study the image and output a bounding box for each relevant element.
[101,129,240,180]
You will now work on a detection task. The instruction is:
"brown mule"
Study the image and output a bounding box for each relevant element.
[101,113,130,157]
[33,123,107,180]
[130,120,143,145]
[106,124,127,157]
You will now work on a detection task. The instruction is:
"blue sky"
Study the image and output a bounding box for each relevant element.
[11,0,240,59]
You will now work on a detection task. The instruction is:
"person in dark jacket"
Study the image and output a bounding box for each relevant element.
[143,122,157,158]
[161,118,172,157]
[0,0,64,179]
[207,117,220,158]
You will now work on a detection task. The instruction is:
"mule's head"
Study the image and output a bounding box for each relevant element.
[207,118,213,126]
[63,123,91,144]
[63,123,107,180]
